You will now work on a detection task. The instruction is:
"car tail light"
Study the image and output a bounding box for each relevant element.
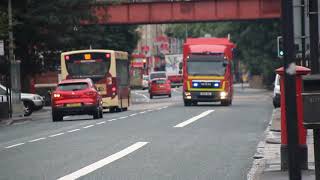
[66,75,71,79]
[53,93,61,98]
[112,87,116,92]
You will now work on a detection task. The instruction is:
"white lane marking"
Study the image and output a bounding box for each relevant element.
[83,125,94,129]
[28,137,46,143]
[134,92,149,102]
[129,113,137,117]
[146,109,153,112]
[162,106,168,109]
[118,116,128,119]
[107,119,117,122]
[157,107,163,110]
[139,111,147,114]
[5,143,25,149]
[96,121,106,125]
[174,110,215,128]
[57,142,149,180]
[49,133,65,138]
[68,129,81,133]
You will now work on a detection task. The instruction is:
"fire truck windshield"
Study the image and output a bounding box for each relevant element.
[187,55,227,76]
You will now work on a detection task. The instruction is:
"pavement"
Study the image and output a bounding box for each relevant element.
[248,108,316,180]
[0,85,274,180]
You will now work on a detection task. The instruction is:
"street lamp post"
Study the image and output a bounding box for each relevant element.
[8,0,23,118]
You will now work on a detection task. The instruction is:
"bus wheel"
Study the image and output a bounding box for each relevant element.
[109,107,115,113]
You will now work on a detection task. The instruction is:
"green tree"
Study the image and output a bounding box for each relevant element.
[166,20,282,85]
[8,0,139,80]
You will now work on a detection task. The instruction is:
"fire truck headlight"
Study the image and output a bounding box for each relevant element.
[220,92,228,99]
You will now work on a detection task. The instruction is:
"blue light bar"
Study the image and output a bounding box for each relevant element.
[193,82,199,87]
[213,82,220,88]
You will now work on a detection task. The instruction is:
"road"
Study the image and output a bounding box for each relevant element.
[0,85,272,180]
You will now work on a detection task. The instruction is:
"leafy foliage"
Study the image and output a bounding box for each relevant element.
[166,20,282,85]
[0,0,139,77]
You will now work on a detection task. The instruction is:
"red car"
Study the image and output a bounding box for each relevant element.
[149,78,171,99]
[51,78,103,122]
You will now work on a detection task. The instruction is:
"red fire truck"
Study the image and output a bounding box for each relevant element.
[182,38,236,106]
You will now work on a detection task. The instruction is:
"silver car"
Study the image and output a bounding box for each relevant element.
[0,84,44,116]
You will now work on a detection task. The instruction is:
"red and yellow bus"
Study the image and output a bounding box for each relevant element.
[60,49,130,112]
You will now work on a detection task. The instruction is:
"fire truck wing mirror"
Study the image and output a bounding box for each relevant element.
[179,70,182,74]
[179,62,183,69]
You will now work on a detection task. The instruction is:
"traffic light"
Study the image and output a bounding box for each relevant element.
[277,36,284,58]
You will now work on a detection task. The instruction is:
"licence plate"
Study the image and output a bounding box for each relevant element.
[200,92,212,96]
[66,103,81,107]
[159,85,164,88]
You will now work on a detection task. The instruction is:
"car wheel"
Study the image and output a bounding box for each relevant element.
[93,107,100,119]
[168,94,172,98]
[192,101,198,106]
[23,101,33,116]
[122,107,128,111]
[150,94,153,99]
[52,112,63,122]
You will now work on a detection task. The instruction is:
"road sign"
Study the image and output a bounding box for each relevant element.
[0,40,4,56]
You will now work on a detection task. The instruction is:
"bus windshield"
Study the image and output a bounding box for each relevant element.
[187,55,227,76]
[65,53,110,78]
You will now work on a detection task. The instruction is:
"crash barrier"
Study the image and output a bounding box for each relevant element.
[276,66,310,170]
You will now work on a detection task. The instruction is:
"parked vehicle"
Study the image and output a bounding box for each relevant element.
[0,84,44,116]
[51,78,103,122]
[165,54,183,87]
[61,49,130,113]
[182,38,236,106]
[273,74,280,108]
[149,78,171,99]
[142,75,149,90]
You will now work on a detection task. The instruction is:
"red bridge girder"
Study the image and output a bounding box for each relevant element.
[92,0,281,25]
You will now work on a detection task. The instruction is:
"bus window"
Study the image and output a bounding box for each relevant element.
[65,53,111,78]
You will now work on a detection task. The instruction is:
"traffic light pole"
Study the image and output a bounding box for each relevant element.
[309,0,319,74]
[281,0,301,179]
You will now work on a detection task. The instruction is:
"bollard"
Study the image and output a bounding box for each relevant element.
[276,66,311,170]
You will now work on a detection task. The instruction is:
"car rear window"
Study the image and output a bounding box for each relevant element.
[152,79,166,84]
[58,82,88,91]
